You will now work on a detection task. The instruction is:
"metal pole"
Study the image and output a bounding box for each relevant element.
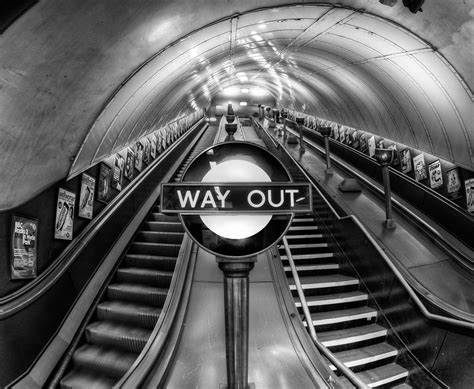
[381,164,395,229]
[323,135,333,175]
[217,258,256,389]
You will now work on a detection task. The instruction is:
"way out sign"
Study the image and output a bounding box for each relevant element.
[161,183,311,213]
[160,141,312,258]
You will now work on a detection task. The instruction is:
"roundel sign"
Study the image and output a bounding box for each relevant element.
[161,142,312,258]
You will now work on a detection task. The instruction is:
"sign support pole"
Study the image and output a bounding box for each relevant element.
[217,256,257,389]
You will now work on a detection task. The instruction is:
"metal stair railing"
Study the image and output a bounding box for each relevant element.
[282,237,369,389]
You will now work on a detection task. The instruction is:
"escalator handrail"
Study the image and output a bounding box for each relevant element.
[294,125,473,269]
[0,119,206,319]
[255,119,474,330]
[282,237,369,389]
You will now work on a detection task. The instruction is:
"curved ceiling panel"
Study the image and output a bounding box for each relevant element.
[0,1,472,210]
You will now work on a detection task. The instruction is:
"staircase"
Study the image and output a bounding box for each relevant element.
[280,215,411,388]
[59,212,184,388]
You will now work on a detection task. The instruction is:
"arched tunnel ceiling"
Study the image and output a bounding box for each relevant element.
[0,0,472,210]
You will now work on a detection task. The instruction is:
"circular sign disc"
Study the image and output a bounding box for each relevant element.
[179,141,293,258]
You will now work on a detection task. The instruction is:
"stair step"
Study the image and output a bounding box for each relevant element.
[97,300,161,328]
[85,321,151,353]
[392,384,412,389]
[60,368,116,389]
[281,252,334,261]
[147,213,181,223]
[124,254,176,270]
[289,274,359,290]
[305,306,377,327]
[339,363,409,388]
[116,267,173,287]
[107,283,168,307]
[294,291,368,307]
[329,343,398,370]
[71,344,137,377]
[319,324,388,348]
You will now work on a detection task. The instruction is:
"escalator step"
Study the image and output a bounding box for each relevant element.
[85,321,151,353]
[285,233,323,240]
[107,283,168,306]
[116,267,173,287]
[147,213,181,222]
[284,263,339,272]
[97,300,161,328]
[318,324,388,348]
[71,344,137,378]
[294,290,368,308]
[329,342,398,370]
[129,242,181,256]
[60,368,116,389]
[143,221,184,232]
[305,306,377,327]
[338,363,409,387]
[281,252,334,261]
[124,254,176,270]
[136,231,184,244]
[289,274,358,290]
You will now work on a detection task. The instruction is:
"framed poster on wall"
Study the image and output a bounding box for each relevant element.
[413,153,427,182]
[465,178,474,213]
[111,153,125,191]
[78,173,95,219]
[54,188,75,240]
[97,163,112,204]
[446,168,461,200]
[124,147,135,181]
[368,136,376,157]
[428,160,443,189]
[400,148,412,173]
[11,215,38,279]
[135,141,144,172]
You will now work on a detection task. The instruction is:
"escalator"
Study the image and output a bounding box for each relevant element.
[49,125,219,388]
[280,216,410,388]
[58,212,184,387]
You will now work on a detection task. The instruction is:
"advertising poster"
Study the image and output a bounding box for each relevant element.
[388,144,399,166]
[446,168,461,199]
[368,136,376,157]
[78,173,95,219]
[150,134,157,159]
[55,188,75,240]
[352,130,360,149]
[135,141,144,172]
[97,163,112,204]
[143,137,151,165]
[400,148,412,173]
[428,160,443,189]
[377,139,385,149]
[112,153,125,191]
[333,126,340,141]
[360,134,368,153]
[339,127,346,143]
[413,153,427,182]
[11,215,38,279]
[465,178,474,213]
[124,147,135,181]
[160,127,167,151]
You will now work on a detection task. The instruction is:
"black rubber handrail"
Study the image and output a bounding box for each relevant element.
[0,119,205,318]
